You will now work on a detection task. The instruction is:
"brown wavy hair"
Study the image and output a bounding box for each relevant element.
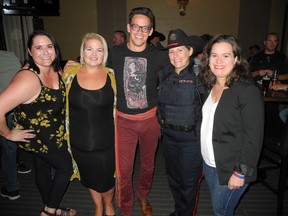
[200,34,251,90]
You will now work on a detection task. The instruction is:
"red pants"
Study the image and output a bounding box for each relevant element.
[116,115,160,216]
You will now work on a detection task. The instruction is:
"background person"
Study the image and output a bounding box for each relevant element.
[0,30,75,216]
[247,44,260,63]
[148,30,166,48]
[62,33,117,216]
[112,30,127,47]
[193,34,213,76]
[0,50,31,201]
[200,34,264,215]
[107,7,169,216]
[249,32,288,81]
[157,29,206,216]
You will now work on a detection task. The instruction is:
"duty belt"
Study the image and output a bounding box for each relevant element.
[162,123,195,133]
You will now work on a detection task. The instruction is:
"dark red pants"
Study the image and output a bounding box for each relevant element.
[116,115,160,216]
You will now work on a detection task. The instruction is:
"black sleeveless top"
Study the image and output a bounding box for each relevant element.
[13,71,67,153]
[69,74,114,151]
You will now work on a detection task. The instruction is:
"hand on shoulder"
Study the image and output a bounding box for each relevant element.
[63,60,80,72]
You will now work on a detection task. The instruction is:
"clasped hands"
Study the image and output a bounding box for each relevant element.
[258,69,273,77]
[271,83,288,91]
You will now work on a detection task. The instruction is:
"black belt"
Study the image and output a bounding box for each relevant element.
[162,123,195,133]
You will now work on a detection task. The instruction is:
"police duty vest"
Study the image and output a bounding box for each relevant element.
[157,64,204,127]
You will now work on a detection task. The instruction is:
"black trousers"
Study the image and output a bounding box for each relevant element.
[162,128,203,216]
[32,149,73,208]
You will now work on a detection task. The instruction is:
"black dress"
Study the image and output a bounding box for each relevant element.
[69,74,115,192]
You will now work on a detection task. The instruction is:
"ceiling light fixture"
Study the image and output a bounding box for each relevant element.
[177,0,189,16]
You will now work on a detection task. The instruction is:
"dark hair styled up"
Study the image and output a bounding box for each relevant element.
[200,34,251,89]
[25,30,61,74]
[128,7,155,29]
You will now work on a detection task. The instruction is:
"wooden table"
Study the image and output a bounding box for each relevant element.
[259,88,288,216]
[263,90,288,103]
[263,89,287,139]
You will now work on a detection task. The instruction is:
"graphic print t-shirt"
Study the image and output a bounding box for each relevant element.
[107,44,168,114]
[124,57,148,109]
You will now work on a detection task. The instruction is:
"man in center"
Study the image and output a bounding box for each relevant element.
[107,7,168,216]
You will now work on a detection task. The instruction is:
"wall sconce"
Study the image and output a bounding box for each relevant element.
[177,0,189,16]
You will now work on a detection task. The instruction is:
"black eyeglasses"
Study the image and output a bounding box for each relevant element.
[130,24,151,33]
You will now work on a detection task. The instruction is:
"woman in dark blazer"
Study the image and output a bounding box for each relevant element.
[200,34,264,216]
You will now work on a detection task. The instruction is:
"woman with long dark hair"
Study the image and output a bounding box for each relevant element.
[0,30,75,216]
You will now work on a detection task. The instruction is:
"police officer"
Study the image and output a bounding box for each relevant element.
[157,29,206,216]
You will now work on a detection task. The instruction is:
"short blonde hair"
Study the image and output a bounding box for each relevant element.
[79,33,108,66]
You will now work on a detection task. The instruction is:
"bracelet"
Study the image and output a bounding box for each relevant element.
[233,171,245,179]
[1,130,12,137]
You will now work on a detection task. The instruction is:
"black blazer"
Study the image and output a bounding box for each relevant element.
[212,80,264,184]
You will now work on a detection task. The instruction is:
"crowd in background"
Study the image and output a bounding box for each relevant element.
[1,6,288,216]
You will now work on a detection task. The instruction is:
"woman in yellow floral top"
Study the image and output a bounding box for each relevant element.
[0,30,76,216]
